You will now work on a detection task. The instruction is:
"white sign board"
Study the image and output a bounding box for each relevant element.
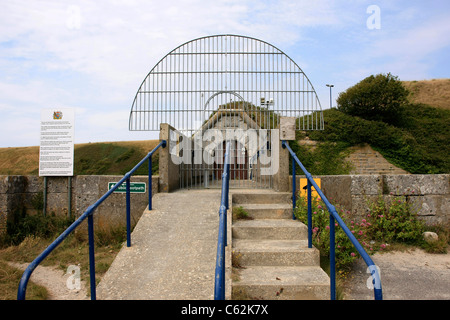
[39,108,75,176]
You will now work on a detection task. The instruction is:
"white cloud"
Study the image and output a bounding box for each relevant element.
[0,1,449,147]
[362,14,450,79]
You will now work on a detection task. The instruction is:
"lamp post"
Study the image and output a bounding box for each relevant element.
[326,84,334,109]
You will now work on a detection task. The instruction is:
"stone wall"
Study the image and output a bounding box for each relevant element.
[0,175,159,234]
[291,174,449,226]
[1,173,448,236]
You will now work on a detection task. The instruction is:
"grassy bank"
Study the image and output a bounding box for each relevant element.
[0,140,160,176]
[0,214,127,300]
[302,102,449,174]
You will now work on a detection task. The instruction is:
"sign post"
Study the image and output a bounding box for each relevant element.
[108,182,146,193]
[39,108,75,177]
[39,108,75,215]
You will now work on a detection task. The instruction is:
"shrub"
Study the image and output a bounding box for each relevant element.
[366,194,425,245]
[294,191,426,270]
[289,138,353,176]
[337,73,409,126]
[306,107,446,174]
[2,212,74,247]
[294,195,365,269]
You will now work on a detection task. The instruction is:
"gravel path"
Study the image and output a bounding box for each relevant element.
[342,248,450,300]
[12,248,450,300]
[10,262,88,300]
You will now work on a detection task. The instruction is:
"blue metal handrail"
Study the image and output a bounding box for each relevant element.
[282,141,382,300]
[214,140,231,300]
[17,140,166,300]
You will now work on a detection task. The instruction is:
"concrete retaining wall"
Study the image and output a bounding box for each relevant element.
[291,174,449,226]
[0,175,159,234]
[1,174,448,235]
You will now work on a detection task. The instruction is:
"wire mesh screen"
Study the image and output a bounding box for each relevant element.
[129,34,323,134]
[129,34,323,189]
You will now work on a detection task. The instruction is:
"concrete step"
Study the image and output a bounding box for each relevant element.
[232,219,307,240]
[232,266,330,300]
[232,192,292,205]
[231,190,330,300]
[233,239,320,266]
[235,203,293,219]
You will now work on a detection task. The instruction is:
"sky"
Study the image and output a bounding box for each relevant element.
[1,0,449,148]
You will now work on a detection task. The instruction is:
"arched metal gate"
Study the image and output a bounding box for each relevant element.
[129,34,323,189]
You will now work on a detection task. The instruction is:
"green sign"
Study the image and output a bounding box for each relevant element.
[108,182,146,193]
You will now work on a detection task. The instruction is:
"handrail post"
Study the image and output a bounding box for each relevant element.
[329,213,336,300]
[221,209,226,292]
[149,156,152,210]
[214,208,226,300]
[282,141,383,300]
[223,172,228,248]
[16,141,167,300]
[88,213,96,300]
[126,177,131,247]
[307,179,312,248]
[292,155,296,220]
[214,140,231,300]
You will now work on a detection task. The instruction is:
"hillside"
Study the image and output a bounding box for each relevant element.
[403,79,450,110]
[300,79,450,175]
[0,140,160,176]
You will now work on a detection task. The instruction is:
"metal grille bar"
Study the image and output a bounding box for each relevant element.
[129,34,323,133]
[129,34,323,189]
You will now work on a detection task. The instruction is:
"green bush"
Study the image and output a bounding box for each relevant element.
[289,139,353,175]
[294,192,426,270]
[2,211,74,247]
[294,195,365,269]
[305,73,449,174]
[337,73,409,126]
[307,107,449,174]
[366,194,425,245]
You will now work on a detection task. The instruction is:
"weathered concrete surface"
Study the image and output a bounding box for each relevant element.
[231,191,330,300]
[2,174,449,236]
[273,136,290,192]
[96,189,231,300]
[0,175,159,232]
[158,124,179,193]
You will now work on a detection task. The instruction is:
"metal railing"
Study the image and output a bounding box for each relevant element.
[17,140,166,300]
[214,140,231,300]
[282,141,383,300]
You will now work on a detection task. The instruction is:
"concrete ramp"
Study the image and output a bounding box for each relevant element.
[97,189,229,300]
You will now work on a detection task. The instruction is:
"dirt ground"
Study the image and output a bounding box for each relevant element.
[342,248,450,300]
[10,262,88,300]
[10,248,450,300]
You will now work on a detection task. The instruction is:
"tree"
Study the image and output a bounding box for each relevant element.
[337,73,409,125]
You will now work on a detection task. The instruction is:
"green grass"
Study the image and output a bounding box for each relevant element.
[0,140,160,176]
[289,137,353,175]
[74,143,159,175]
[0,213,128,300]
[0,259,48,300]
[232,206,253,220]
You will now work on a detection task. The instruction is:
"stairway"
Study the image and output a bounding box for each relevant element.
[231,192,330,300]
